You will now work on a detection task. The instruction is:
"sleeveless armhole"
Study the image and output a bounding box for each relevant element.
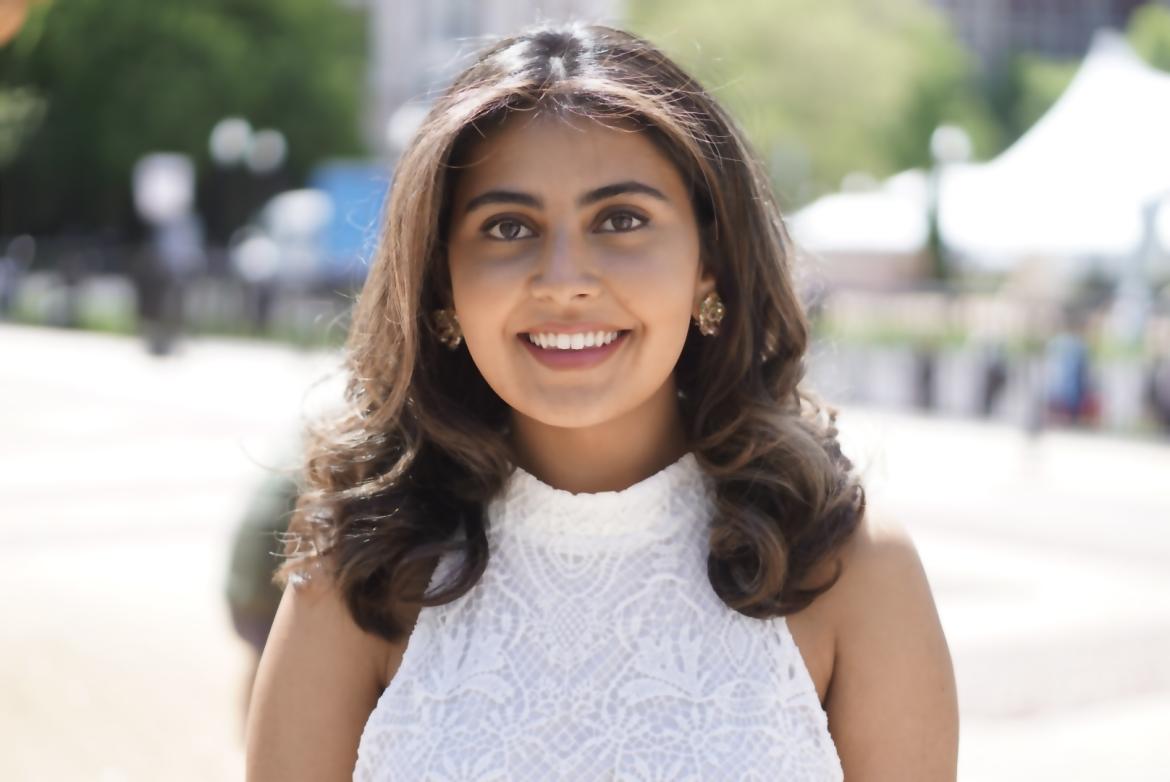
[775,615,844,778]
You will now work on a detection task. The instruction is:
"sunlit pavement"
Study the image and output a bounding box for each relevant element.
[2,323,1167,781]
[839,409,1170,780]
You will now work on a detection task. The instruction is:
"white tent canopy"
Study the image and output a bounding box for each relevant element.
[788,170,928,256]
[793,31,1170,276]
[941,31,1170,268]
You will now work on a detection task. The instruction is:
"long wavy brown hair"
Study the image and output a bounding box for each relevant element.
[275,23,866,642]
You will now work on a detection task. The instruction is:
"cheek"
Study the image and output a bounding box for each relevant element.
[603,243,700,321]
[449,254,520,328]
[448,258,529,392]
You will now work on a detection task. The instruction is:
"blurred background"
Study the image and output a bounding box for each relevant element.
[2,0,1169,779]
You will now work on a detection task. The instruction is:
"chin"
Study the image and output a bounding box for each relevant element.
[512,394,623,430]
[528,406,615,430]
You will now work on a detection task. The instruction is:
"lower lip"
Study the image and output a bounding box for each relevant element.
[518,331,631,369]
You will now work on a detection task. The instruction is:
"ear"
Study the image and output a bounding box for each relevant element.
[692,266,717,321]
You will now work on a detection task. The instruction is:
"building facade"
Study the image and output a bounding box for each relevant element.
[931,0,1163,70]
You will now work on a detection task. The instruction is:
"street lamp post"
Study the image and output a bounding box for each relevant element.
[208,118,288,248]
[210,118,290,334]
[927,124,973,283]
[916,125,973,412]
[208,117,253,253]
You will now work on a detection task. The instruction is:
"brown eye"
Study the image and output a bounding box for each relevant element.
[485,219,535,241]
[598,211,647,233]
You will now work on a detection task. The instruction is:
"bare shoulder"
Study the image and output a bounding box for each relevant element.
[245,560,400,782]
[822,510,959,781]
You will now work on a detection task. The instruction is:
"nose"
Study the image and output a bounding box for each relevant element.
[529,230,602,303]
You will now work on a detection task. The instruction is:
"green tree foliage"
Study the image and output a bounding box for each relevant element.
[986,54,1079,146]
[982,4,1170,158]
[625,0,994,205]
[1129,3,1170,72]
[881,18,999,176]
[0,0,366,235]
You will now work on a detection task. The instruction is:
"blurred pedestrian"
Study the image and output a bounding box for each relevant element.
[229,228,281,334]
[0,234,35,318]
[1145,342,1170,433]
[224,466,298,729]
[131,214,205,355]
[1043,314,1097,427]
[53,245,88,329]
[131,244,171,354]
[132,154,204,354]
[914,342,937,410]
[979,340,1009,418]
[246,24,957,781]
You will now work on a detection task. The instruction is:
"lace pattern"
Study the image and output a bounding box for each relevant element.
[353,453,843,781]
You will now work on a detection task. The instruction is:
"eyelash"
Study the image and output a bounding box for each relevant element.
[484,219,535,241]
[598,211,648,233]
[482,210,649,241]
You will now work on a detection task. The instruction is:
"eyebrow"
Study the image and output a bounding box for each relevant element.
[462,180,669,214]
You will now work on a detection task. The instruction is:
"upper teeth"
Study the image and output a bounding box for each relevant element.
[527,330,621,350]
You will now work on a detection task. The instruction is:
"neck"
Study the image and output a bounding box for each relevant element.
[509,376,689,494]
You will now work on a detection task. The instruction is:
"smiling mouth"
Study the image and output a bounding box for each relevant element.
[516,329,632,369]
[519,329,632,351]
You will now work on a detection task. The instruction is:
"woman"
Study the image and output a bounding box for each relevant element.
[247,23,958,781]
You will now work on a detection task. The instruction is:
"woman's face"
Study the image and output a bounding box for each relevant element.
[445,112,715,430]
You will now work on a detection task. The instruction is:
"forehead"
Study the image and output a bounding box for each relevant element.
[450,111,688,199]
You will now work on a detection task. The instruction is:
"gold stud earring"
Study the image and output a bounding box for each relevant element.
[694,290,725,337]
[432,307,463,350]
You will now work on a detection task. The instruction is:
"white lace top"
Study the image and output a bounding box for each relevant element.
[353,452,843,781]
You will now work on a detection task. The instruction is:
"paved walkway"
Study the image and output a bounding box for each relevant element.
[1,324,1166,780]
[838,409,1170,780]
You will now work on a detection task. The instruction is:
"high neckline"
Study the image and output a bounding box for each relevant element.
[488,451,713,544]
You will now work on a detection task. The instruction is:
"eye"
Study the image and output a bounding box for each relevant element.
[484,218,535,241]
[598,211,648,233]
